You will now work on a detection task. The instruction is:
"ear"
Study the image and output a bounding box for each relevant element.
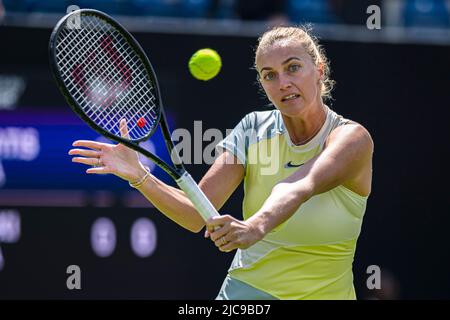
[317,62,325,82]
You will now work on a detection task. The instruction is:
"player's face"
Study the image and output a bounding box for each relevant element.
[256,40,323,117]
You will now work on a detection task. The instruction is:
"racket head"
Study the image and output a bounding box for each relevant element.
[49,9,163,144]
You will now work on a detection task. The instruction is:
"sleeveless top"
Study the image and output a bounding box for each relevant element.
[215,106,369,299]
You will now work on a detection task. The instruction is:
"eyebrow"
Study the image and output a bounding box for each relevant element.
[259,57,302,73]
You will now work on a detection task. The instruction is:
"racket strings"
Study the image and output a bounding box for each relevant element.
[55,14,159,140]
[64,18,156,139]
[59,18,156,138]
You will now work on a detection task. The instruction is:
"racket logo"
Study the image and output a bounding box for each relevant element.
[71,35,132,109]
[137,117,147,128]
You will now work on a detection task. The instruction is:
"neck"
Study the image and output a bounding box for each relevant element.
[282,101,327,145]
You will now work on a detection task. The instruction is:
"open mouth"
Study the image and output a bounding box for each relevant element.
[281,93,301,102]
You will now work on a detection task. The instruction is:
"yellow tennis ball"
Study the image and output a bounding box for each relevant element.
[188,48,222,81]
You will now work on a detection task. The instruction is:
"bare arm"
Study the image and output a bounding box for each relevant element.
[70,131,244,233]
[136,151,244,232]
[206,123,374,251]
[248,123,374,236]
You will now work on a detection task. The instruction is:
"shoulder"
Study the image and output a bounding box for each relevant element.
[244,109,278,125]
[325,122,374,157]
[325,122,373,196]
[323,122,373,196]
[238,109,280,133]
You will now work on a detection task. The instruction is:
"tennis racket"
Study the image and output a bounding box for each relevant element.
[49,9,219,222]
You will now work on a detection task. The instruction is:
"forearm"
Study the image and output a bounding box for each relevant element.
[136,173,205,233]
[247,181,313,236]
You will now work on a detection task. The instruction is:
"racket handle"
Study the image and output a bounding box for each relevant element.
[176,171,220,222]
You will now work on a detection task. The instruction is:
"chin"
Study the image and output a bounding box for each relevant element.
[277,101,306,118]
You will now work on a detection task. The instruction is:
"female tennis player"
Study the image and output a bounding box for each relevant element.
[69,26,373,300]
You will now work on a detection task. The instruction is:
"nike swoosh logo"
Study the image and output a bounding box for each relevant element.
[284,161,304,168]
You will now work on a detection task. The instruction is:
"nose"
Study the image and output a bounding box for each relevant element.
[278,74,292,91]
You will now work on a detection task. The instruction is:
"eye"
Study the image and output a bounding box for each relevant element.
[288,64,301,72]
[263,71,276,81]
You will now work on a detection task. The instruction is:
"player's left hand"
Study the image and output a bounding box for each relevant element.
[205,215,264,252]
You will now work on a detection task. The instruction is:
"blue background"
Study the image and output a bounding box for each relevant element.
[0,109,175,191]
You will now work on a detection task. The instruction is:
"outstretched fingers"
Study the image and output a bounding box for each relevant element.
[86,166,112,174]
[119,119,130,139]
[72,140,105,150]
[68,148,100,158]
[71,156,100,166]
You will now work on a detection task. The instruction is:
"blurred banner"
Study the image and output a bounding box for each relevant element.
[0,110,174,191]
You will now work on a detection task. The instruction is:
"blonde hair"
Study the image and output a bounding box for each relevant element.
[255,25,335,101]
